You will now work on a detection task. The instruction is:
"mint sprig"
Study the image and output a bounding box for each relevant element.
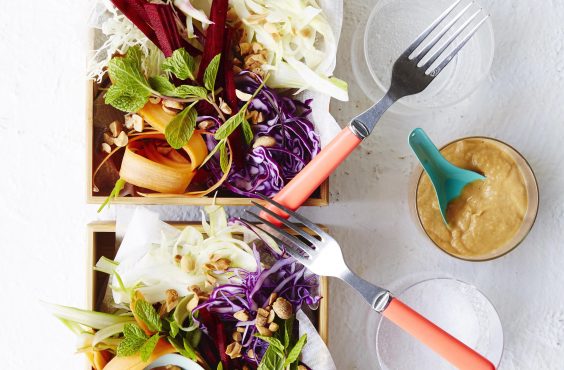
[204,54,222,93]
[256,315,307,370]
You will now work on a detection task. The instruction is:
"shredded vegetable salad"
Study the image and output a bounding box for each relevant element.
[47,207,321,369]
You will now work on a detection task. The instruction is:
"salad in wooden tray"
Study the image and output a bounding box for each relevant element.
[87,0,347,208]
[47,206,329,370]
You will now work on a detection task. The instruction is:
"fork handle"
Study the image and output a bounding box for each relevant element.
[260,126,362,223]
[382,298,495,370]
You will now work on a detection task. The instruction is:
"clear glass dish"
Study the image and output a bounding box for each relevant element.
[409,136,539,261]
[351,0,495,114]
[376,278,504,370]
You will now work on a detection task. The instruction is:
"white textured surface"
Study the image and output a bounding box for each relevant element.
[1,0,564,369]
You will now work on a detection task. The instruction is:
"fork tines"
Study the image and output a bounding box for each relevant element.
[406,0,490,76]
[244,195,324,262]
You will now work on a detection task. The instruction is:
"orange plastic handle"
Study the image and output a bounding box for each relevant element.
[382,298,495,370]
[260,126,362,223]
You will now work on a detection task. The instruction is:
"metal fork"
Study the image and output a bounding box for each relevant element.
[261,0,490,220]
[247,196,495,370]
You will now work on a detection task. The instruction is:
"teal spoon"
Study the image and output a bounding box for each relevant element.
[409,128,486,224]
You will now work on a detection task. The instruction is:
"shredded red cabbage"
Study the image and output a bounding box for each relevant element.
[193,219,320,365]
[203,72,321,197]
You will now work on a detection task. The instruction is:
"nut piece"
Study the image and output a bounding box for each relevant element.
[149,95,162,104]
[298,366,308,370]
[232,331,242,342]
[268,293,278,306]
[125,113,144,132]
[103,132,115,146]
[257,308,270,318]
[268,322,279,332]
[255,314,268,328]
[180,254,195,272]
[256,326,273,337]
[109,120,123,137]
[219,98,233,115]
[234,310,250,322]
[114,131,129,147]
[101,142,112,154]
[272,297,293,319]
[214,258,231,271]
[235,89,253,102]
[198,119,215,130]
[246,349,255,359]
[225,341,242,359]
[165,289,179,312]
[236,326,245,333]
[253,136,276,149]
[162,99,184,115]
[267,308,276,324]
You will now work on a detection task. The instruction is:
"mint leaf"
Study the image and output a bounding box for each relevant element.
[133,299,162,333]
[241,117,254,145]
[168,336,197,360]
[203,54,221,92]
[149,76,177,96]
[116,323,148,357]
[255,335,285,357]
[105,46,153,112]
[258,344,284,370]
[165,102,198,149]
[169,319,180,338]
[219,141,230,174]
[198,139,225,169]
[175,85,209,99]
[139,334,160,362]
[163,48,196,80]
[214,110,244,140]
[124,323,148,340]
[105,84,149,113]
[150,77,208,99]
[182,336,198,360]
[217,363,224,370]
[98,178,126,213]
[284,315,294,349]
[284,334,307,367]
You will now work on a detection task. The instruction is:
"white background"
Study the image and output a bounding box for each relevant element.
[1,0,564,369]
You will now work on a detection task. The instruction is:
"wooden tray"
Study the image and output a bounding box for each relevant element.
[86,221,329,361]
[86,75,330,206]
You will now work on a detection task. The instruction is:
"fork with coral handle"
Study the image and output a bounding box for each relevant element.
[260,0,489,222]
[247,196,496,370]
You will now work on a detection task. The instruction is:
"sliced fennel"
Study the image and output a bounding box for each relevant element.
[109,206,260,304]
[230,0,348,101]
[42,302,134,330]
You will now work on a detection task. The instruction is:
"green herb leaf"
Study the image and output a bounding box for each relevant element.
[214,110,245,140]
[219,140,230,174]
[149,76,177,96]
[168,336,197,361]
[133,299,162,333]
[162,48,196,80]
[105,46,153,112]
[139,333,160,362]
[204,54,222,92]
[284,334,307,367]
[255,335,285,357]
[169,319,180,338]
[105,84,149,113]
[175,85,209,99]
[241,117,254,145]
[182,336,198,360]
[284,315,294,349]
[165,102,198,149]
[116,323,148,357]
[98,178,126,213]
[217,363,224,370]
[150,76,208,100]
[258,344,284,370]
[198,139,225,169]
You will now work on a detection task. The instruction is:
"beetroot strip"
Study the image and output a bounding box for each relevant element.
[197,0,229,82]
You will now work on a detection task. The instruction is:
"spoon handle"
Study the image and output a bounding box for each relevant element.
[408,128,450,182]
